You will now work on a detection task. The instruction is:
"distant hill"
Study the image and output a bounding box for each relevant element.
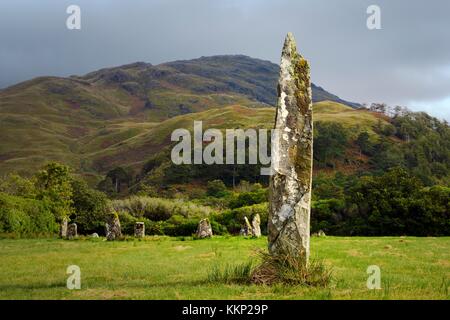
[88,101,387,176]
[0,55,362,179]
[0,55,359,123]
[8,54,448,189]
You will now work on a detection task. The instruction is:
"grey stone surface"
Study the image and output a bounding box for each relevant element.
[59,217,68,238]
[105,213,122,241]
[196,218,213,238]
[252,214,262,238]
[91,233,99,238]
[244,216,253,237]
[67,223,77,239]
[134,222,145,238]
[268,32,313,263]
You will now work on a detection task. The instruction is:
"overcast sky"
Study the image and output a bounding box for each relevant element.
[1,0,449,119]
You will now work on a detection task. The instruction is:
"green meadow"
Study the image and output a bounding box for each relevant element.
[0,236,448,300]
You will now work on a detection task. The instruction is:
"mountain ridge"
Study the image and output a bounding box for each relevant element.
[1,55,360,111]
[0,55,387,182]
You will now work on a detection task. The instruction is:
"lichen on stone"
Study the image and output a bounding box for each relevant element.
[268,32,313,264]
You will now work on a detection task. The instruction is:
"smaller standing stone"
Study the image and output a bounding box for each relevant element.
[134,222,145,238]
[90,233,99,238]
[318,230,326,237]
[105,212,122,241]
[59,217,68,238]
[67,223,77,239]
[252,214,262,238]
[244,216,253,237]
[196,218,213,238]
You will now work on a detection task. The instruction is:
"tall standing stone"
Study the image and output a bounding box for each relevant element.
[268,33,313,263]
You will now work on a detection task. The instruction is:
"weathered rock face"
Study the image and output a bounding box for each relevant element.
[252,214,262,238]
[59,217,68,238]
[244,216,253,237]
[196,218,213,238]
[134,222,145,238]
[90,233,99,238]
[67,223,77,239]
[105,213,122,241]
[268,33,313,263]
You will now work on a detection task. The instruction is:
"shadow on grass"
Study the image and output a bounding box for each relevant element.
[0,281,66,291]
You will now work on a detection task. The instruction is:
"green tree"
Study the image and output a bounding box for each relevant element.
[206,180,228,197]
[355,131,373,156]
[34,162,73,222]
[71,179,110,234]
[314,122,349,168]
[0,174,36,198]
[106,167,132,193]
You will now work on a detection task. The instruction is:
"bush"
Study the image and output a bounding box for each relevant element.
[209,218,229,235]
[206,180,228,197]
[111,196,215,221]
[0,174,36,198]
[112,196,225,236]
[35,162,73,222]
[311,199,345,234]
[71,180,110,234]
[162,215,199,236]
[216,202,268,235]
[229,188,267,209]
[116,211,152,235]
[0,193,58,235]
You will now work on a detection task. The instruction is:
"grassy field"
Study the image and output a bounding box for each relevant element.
[0,236,448,300]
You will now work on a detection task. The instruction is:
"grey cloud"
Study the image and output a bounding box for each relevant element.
[0,0,449,119]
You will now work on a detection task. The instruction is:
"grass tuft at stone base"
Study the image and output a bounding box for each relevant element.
[207,249,332,287]
[251,250,332,287]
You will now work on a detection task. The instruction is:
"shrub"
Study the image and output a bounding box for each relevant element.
[0,174,36,198]
[34,162,73,222]
[145,220,165,235]
[209,218,229,235]
[217,203,268,234]
[311,199,345,234]
[71,180,110,234]
[112,197,223,236]
[229,188,267,209]
[111,196,215,221]
[0,193,58,235]
[206,180,228,197]
[116,210,151,235]
[162,215,199,236]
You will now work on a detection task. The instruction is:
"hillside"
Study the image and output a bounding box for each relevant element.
[0,55,359,178]
[87,101,385,174]
[0,95,386,184]
[1,55,448,189]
